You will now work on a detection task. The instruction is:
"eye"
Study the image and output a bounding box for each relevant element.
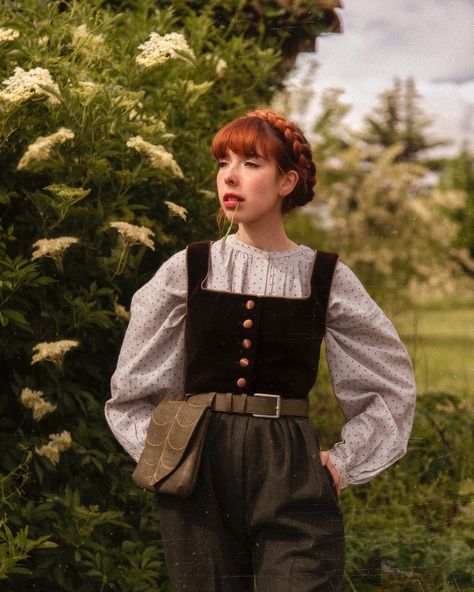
[216,161,228,169]
[244,161,259,168]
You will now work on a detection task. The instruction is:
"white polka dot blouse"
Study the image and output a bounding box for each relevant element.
[105,233,417,489]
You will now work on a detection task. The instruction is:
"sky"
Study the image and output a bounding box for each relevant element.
[288,0,474,157]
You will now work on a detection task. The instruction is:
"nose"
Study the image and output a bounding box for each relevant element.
[223,163,239,186]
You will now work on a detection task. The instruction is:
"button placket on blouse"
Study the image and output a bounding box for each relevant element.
[236,297,259,391]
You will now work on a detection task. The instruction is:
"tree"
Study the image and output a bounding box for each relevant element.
[362,76,449,162]
[283,85,472,307]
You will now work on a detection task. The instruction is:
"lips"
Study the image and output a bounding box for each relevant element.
[223,193,244,207]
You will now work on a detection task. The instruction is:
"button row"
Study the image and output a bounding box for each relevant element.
[237,300,256,389]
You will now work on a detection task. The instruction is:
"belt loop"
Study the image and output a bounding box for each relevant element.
[225,393,232,413]
[233,394,247,414]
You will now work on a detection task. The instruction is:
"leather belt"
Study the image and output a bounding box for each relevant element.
[187,392,309,418]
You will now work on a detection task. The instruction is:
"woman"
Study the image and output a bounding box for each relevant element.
[105,109,417,591]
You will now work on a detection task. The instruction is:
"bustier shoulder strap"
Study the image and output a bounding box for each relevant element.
[310,250,339,324]
[186,240,211,297]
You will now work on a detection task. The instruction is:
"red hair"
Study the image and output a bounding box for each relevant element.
[211,110,316,219]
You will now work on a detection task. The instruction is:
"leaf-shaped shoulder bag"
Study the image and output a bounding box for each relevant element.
[132,392,216,497]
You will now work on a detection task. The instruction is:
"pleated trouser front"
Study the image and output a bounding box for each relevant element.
[156,411,345,592]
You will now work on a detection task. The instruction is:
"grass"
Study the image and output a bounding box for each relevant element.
[393,304,473,400]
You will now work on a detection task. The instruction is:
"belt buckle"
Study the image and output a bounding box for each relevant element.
[252,393,281,419]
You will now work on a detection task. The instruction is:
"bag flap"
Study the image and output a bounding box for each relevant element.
[133,392,215,488]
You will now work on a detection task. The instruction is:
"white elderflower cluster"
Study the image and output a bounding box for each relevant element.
[0,66,60,106]
[71,23,105,50]
[31,339,79,366]
[110,221,155,250]
[215,58,227,77]
[17,127,74,171]
[0,27,20,45]
[126,135,183,178]
[20,387,57,421]
[32,236,79,261]
[164,200,188,221]
[135,32,195,69]
[35,431,72,464]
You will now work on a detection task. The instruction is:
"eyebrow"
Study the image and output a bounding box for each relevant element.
[219,152,264,160]
[242,152,264,160]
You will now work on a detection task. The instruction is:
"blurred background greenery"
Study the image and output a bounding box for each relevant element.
[1,0,472,590]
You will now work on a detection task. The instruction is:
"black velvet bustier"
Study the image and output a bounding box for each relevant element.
[184,241,338,399]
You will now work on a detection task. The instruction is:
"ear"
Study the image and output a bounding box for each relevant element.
[279,170,299,197]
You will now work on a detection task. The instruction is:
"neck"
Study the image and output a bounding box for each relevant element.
[236,222,297,252]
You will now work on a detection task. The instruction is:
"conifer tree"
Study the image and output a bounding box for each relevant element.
[362,76,448,161]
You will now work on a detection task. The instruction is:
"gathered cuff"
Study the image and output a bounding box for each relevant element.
[327,449,350,489]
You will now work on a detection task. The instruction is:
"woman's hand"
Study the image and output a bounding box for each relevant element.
[320,450,341,497]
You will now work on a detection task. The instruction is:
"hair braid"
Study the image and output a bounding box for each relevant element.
[244,109,316,212]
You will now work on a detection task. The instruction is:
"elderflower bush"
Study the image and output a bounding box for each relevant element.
[0,0,283,587]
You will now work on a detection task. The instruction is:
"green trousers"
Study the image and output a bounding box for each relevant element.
[156,411,345,592]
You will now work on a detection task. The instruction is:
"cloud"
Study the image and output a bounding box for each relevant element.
[333,0,474,82]
[291,0,474,155]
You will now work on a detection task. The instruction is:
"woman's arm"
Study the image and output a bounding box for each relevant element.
[105,249,187,461]
[324,260,417,489]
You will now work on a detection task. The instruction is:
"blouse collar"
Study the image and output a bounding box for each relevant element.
[219,233,309,259]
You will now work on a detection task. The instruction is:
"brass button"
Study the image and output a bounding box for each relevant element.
[245,299,255,310]
[236,377,247,388]
[242,339,252,349]
[243,319,253,329]
[239,358,249,367]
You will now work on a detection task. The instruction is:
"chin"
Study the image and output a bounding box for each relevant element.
[222,209,241,221]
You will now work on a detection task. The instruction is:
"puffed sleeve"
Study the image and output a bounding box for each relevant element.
[325,260,416,489]
[104,248,187,462]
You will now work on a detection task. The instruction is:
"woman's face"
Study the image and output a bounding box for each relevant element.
[216,149,290,228]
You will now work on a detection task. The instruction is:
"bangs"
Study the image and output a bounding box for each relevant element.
[211,117,283,162]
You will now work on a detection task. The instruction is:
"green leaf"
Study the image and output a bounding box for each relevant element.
[2,309,30,330]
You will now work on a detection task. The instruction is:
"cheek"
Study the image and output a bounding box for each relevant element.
[251,171,279,195]
[216,172,224,188]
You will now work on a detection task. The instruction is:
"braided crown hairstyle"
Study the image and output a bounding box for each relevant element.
[211,109,316,215]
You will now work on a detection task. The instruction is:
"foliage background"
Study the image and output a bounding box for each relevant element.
[1,0,473,590]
